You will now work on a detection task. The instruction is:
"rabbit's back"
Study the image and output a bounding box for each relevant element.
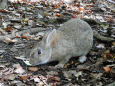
[59,19,92,37]
[57,18,93,57]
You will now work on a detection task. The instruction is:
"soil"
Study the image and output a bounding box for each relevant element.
[0,0,115,86]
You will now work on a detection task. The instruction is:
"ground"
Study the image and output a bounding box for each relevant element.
[0,0,115,86]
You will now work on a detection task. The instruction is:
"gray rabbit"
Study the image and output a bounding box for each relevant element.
[29,18,93,67]
[0,0,8,9]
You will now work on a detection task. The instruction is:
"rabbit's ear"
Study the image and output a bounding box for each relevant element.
[46,29,57,47]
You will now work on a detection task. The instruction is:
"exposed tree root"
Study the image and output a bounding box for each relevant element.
[93,31,115,42]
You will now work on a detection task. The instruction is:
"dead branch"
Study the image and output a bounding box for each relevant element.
[93,31,115,42]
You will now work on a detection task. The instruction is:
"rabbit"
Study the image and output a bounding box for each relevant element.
[0,0,8,9]
[29,18,93,68]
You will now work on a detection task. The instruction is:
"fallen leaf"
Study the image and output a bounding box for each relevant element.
[56,13,61,17]
[63,0,74,4]
[5,26,13,32]
[5,74,16,80]
[39,75,47,80]
[103,66,111,73]
[104,50,114,60]
[20,75,28,81]
[85,10,91,14]
[13,64,25,74]
[112,42,115,46]
[15,36,21,38]
[5,37,17,43]
[24,18,29,24]
[0,9,6,13]
[33,77,41,83]
[71,61,74,64]
[91,73,103,79]
[48,75,60,82]
[21,35,28,39]
[36,82,45,86]
[105,15,113,22]
[96,44,105,49]
[28,67,38,72]
[34,35,43,40]
[78,7,84,12]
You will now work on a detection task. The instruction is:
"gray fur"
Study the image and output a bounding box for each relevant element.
[0,0,8,9]
[29,18,93,67]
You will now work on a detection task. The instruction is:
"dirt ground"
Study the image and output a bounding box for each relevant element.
[0,0,115,86]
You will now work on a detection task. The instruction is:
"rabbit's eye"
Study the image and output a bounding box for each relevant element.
[38,49,41,54]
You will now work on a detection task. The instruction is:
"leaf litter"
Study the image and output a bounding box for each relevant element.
[0,0,115,86]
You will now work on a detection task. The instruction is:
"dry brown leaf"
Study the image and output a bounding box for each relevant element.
[72,15,77,18]
[21,35,28,39]
[56,13,61,17]
[103,66,111,73]
[28,67,38,72]
[6,26,13,32]
[15,36,21,38]
[48,76,60,82]
[24,18,29,24]
[78,7,84,12]
[55,5,59,9]
[20,75,28,81]
[0,9,6,13]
